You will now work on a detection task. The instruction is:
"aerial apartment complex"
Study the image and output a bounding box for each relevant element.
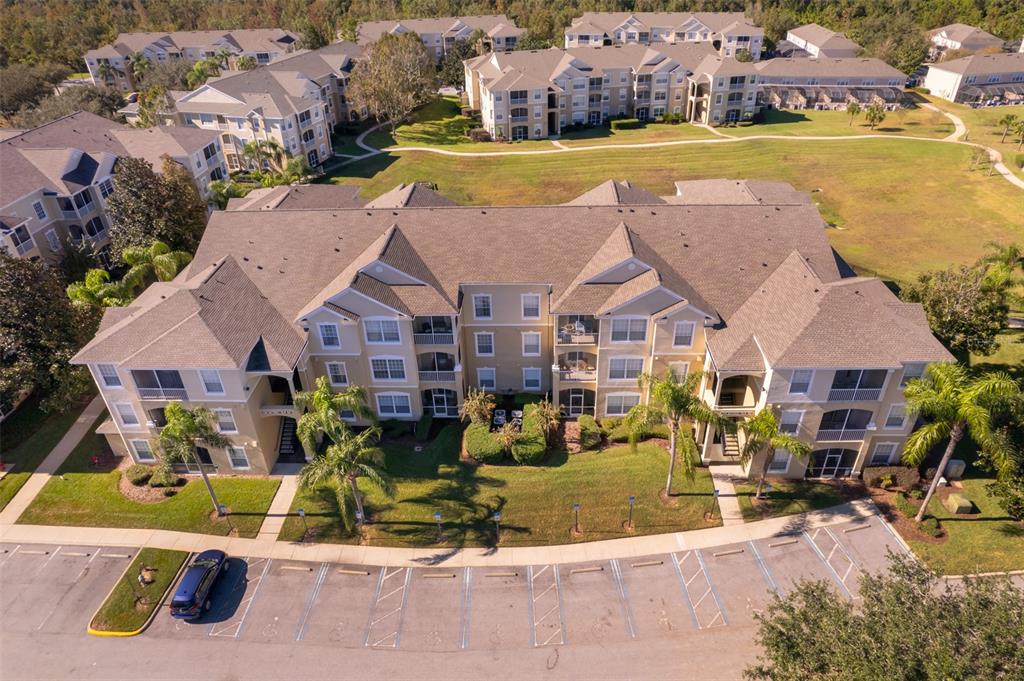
[754,57,907,110]
[923,52,1024,103]
[357,15,523,62]
[84,29,301,91]
[563,12,764,61]
[0,112,224,263]
[74,179,950,480]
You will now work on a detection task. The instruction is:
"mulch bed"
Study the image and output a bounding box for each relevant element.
[116,458,187,504]
[868,486,949,544]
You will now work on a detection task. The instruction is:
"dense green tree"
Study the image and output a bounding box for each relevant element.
[439,39,477,89]
[348,31,436,133]
[13,85,124,127]
[0,63,70,120]
[136,58,193,89]
[57,236,102,284]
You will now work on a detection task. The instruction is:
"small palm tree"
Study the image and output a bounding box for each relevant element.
[902,363,1020,522]
[97,61,113,83]
[459,388,495,425]
[864,103,886,130]
[236,55,258,71]
[298,426,394,528]
[207,179,243,209]
[66,268,133,308]
[1014,119,1024,151]
[158,402,230,514]
[215,46,234,69]
[130,52,151,83]
[997,113,1018,143]
[624,371,734,493]
[532,396,562,443]
[494,422,520,451]
[294,375,373,455]
[122,240,192,287]
[739,409,813,499]
[242,139,287,173]
[846,101,861,126]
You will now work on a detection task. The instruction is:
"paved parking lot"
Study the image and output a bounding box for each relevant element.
[137,515,909,653]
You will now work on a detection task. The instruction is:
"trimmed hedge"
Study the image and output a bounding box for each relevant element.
[148,465,180,488]
[578,414,601,450]
[125,464,153,486]
[864,465,920,490]
[415,414,433,443]
[607,422,671,443]
[610,117,643,130]
[464,423,506,464]
[892,492,918,518]
[917,516,942,537]
[511,404,547,465]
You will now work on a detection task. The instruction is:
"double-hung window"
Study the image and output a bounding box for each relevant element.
[473,294,492,320]
[475,332,494,356]
[365,319,400,343]
[371,358,405,381]
[870,442,897,465]
[779,410,802,435]
[477,368,496,390]
[522,332,541,356]
[377,393,411,416]
[200,369,224,395]
[767,449,791,473]
[606,393,640,416]
[900,363,925,387]
[32,201,47,220]
[885,404,906,429]
[97,363,122,388]
[523,367,542,390]
[226,445,250,469]
[789,369,813,395]
[213,408,237,433]
[672,321,695,347]
[610,318,646,342]
[326,362,348,386]
[130,439,155,462]
[318,323,340,348]
[114,402,139,427]
[608,357,643,380]
[521,293,540,319]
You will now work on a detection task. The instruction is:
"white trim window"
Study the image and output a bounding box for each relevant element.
[521,293,541,320]
[606,393,640,416]
[670,362,689,381]
[789,369,813,395]
[672,321,696,348]
[475,332,494,356]
[610,317,647,342]
[779,410,803,435]
[97,363,122,388]
[200,369,224,395]
[213,408,237,433]
[522,332,541,356]
[98,177,115,198]
[900,363,925,387]
[365,319,400,344]
[885,404,906,429]
[114,402,139,427]
[767,448,791,473]
[472,294,492,320]
[870,442,898,465]
[226,445,250,469]
[130,439,156,462]
[45,229,59,252]
[326,362,348,386]
[608,357,643,380]
[477,367,496,390]
[376,392,412,417]
[522,367,542,390]
[370,357,406,381]
[32,201,47,221]
[318,322,341,348]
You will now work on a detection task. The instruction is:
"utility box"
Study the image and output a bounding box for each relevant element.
[945,459,967,480]
[944,493,973,514]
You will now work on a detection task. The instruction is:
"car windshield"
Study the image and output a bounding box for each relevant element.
[192,559,218,568]
[171,595,194,607]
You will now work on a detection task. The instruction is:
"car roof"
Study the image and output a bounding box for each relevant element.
[173,564,209,600]
[194,549,226,562]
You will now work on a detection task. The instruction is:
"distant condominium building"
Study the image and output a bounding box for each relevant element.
[356,15,523,62]
[784,24,862,59]
[929,23,1005,54]
[755,57,908,110]
[464,44,760,138]
[924,52,1024,103]
[564,12,764,61]
[74,178,950,480]
[0,112,225,264]
[84,29,301,91]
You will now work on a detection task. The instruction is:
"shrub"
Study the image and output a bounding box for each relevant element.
[148,464,180,488]
[917,516,942,537]
[125,464,153,486]
[511,404,547,464]
[380,419,411,439]
[415,414,433,443]
[864,465,920,490]
[464,423,506,463]
[514,392,544,406]
[909,488,924,500]
[880,474,896,489]
[467,127,492,142]
[607,422,671,443]
[577,414,601,450]
[892,492,917,518]
[460,388,495,425]
[610,117,643,130]
[599,416,623,434]
[1015,153,1024,170]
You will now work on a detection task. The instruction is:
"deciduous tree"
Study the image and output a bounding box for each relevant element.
[13,85,124,127]
[348,32,436,134]
[846,101,861,126]
[439,39,477,89]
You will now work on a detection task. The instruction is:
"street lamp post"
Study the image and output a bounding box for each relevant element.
[493,512,501,543]
[627,495,635,530]
[434,511,443,542]
[573,502,580,535]
[298,507,308,540]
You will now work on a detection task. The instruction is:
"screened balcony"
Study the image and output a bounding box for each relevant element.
[418,352,456,382]
[556,315,599,345]
[816,409,873,441]
[556,351,597,382]
[131,369,187,400]
[828,369,886,401]
[413,316,454,345]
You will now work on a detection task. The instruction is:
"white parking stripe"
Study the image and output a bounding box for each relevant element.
[609,559,637,639]
[294,562,329,641]
[801,532,854,600]
[458,567,472,650]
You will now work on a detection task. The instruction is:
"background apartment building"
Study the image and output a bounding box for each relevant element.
[783,24,862,58]
[0,112,224,264]
[564,12,764,61]
[84,29,301,91]
[929,23,1005,55]
[755,57,908,110]
[357,16,522,62]
[75,179,949,481]
[924,52,1024,103]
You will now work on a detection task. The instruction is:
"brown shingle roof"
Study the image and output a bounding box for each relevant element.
[565,179,666,206]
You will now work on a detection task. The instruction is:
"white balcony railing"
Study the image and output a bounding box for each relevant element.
[137,387,188,400]
[419,371,456,382]
[556,332,598,345]
[414,332,454,345]
[815,428,867,442]
[260,404,298,417]
[559,369,597,382]
[827,388,883,402]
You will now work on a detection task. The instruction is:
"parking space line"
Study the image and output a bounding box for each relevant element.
[671,551,701,629]
[294,562,329,641]
[210,557,271,638]
[747,541,779,594]
[694,551,727,627]
[672,550,727,630]
[0,545,21,565]
[609,560,637,639]
[801,532,854,601]
[458,567,472,649]
[19,549,49,556]
[36,547,103,631]
[35,546,62,574]
[363,567,411,648]
[527,564,565,647]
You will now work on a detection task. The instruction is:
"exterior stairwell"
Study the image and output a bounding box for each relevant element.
[722,431,740,459]
[277,416,306,464]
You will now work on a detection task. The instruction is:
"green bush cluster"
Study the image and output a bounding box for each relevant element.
[415,414,433,443]
[917,516,942,537]
[148,465,180,488]
[600,416,671,443]
[124,464,153,486]
[380,419,411,439]
[656,112,684,124]
[577,414,601,450]
[514,392,544,406]
[610,117,643,130]
[865,465,920,490]
[511,404,547,464]
[464,423,506,464]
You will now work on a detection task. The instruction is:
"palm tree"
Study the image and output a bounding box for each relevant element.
[294,375,373,455]
[236,55,258,71]
[624,371,733,493]
[1015,119,1024,151]
[902,363,1020,522]
[241,138,286,173]
[122,240,192,287]
[207,179,243,209]
[997,113,1018,143]
[66,268,133,308]
[129,52,152,84]
[97,61,114,83]
[739,409,813,499]
[281,155,311,184]
[846,101,861,126]
[864,103,886,130]
[298,426,394,528]
[215,46,234,69]
[158,402,231,514]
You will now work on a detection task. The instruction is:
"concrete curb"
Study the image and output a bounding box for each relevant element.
[86,550,191,637]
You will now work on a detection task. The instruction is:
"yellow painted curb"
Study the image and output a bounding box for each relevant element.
[86,551,192,637]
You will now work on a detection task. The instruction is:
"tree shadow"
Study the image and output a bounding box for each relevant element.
[761,109,811,126]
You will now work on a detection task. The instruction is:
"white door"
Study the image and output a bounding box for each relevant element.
[568,390,584,416]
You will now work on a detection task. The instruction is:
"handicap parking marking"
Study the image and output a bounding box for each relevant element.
[464,569,531,651]
[363,566,412,649]
[619,556,695,638]
[209,556,271,638]
[294,562,330,641]
[527,564,565,647]
[672,550,727,630]
[801,531,855,601]
[294,564,379,647]
[807,527,862,597]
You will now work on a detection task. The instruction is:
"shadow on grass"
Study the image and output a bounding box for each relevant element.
[996,523,1024,537]
[761,109,812,126]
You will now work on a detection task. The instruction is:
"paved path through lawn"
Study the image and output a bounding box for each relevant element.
[709,465,745,527]
[256,474,299,541]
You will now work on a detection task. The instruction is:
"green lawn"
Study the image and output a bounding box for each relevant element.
[556,122,718,147]
[735,481,850,521]
[18,418,280,537]
[723,106,954,139]
[924,96,1024,177]
[280,426,719,547]
[0,395,94,511]
[89,548,189,633]
[331,137,1023,285]
[970,330,1024,381]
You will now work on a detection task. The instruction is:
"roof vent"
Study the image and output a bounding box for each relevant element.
[256,265,263,270]
[243,256,249,261]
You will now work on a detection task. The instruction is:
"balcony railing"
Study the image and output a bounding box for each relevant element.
[556,331,598,345]
[509,97,529,105]
[137,387,188,400]
[559,370,597,382]
[815,428,867,442]
[827,388,883,402]
[419,371,456,383]
[414,332,454,345]
[510,115,529,122]
[715,404,757,416]
[14,240,34,256]
[260,404,298,417]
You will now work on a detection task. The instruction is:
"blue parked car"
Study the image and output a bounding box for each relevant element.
[170,549,228,620]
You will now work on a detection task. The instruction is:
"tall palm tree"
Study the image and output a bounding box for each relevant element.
[902,363,1020,522]
[739,409,813,499]
[130,52,151,83]
[236,55,258,71]
[215,46,234,69]
[997,113,1018,143]
[624,371,734,494]
[294,375,373,456]
[158,402,231,514]
[1015,119,1024,151]
[121,240,192,287]
[66,268,133,308]
[298,426,394,528]
[241,138,286,173]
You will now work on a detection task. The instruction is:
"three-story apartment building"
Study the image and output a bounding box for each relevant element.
[74,178,950,480]
[755,57,908,110]
[923,52,1024,103]
[0,112,225,263]
[357,15,523,62]
[564,12,764,61]
[784,24,862,58]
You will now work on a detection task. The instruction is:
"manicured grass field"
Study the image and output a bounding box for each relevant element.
[89,548,189,633]
[280,426,719,547]
[970,330,1024,381]
[0,395,93,511]
[556,122,718,147]
[735,480,850,521]
[722,106,954,139]
[925,97,1024,177]
[18,418,280,537]
[332,137,1023,284]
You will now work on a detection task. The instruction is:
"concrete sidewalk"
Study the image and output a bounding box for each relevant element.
[709,465,745,527]
[255,474,299,541]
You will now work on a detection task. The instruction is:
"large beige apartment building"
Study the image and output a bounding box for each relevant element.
[357,16,523,62]
[755,57,908,110]
[74,178,950,481]
[130,43,364,170]
[84,29,301,91]
[0,112,225,264]
[464,44,760,138]
[564,12,764,61]
[923,52,1024,103]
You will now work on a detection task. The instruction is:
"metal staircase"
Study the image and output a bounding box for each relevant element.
[276,416,306,464]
